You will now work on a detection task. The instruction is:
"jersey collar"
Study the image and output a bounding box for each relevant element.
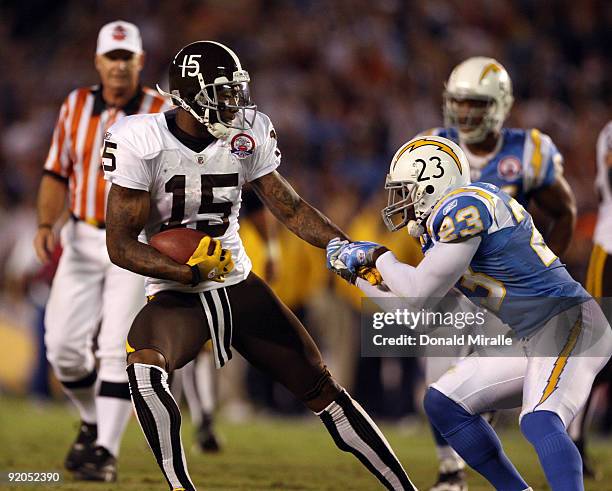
[460,129,505,169]
[164,109,216,153]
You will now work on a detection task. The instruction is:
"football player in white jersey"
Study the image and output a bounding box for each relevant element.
[102,41,415,491]
[418,57,577,490]
[567,120,612,478]
[328,135,612,491]
[591,121,612,263]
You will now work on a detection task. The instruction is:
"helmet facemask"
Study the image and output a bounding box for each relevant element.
[194,71,257,131]
[382,177,434,237]
[443,93,498,144]
[382,178,416,232]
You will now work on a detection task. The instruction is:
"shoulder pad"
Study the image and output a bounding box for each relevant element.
[233,111,273,148]
[502,127,526,140]
[523,128,562,191]
[106,113,164,159]
[529,128,559,162]
[429,192,493,243]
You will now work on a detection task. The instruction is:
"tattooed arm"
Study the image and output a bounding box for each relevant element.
[251,170,349,248]
[106,184,193,284]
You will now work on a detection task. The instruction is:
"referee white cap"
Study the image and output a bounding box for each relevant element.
[96,20,142,55]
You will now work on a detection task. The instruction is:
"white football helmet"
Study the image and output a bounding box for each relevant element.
[382,136,471,236]
[443,56,514,144]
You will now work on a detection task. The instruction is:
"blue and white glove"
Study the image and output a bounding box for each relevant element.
[326,238,387,285]
[337,241,388,273]
[326,238,355,283]
[326,238,348,266]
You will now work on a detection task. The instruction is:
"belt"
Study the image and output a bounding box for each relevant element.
[71,213,105,229]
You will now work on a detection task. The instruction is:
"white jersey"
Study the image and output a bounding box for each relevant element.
[103,109,281,295]
[594,121,612,252]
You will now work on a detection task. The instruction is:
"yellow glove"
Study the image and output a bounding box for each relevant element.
[357,266,383,286]
[187,236,234,284]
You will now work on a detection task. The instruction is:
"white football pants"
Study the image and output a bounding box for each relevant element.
[431,299,612,427]
[45,219,145,383]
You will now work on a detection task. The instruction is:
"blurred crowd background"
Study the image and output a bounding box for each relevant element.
[0,0,610,432]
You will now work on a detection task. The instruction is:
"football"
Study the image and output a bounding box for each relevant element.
[149,227,209,264]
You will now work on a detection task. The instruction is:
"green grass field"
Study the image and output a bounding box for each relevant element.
[1,398,610,490]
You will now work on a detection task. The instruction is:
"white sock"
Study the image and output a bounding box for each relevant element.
[61,385,97,424]
[182,352,216,427]
[95,381,133,456]
[180,362,201,427]
[195,351,216,415]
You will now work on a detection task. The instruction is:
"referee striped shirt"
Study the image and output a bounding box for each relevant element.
[44,85,170,226]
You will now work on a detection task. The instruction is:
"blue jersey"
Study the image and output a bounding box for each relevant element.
[427,127,563,207]
[422,183,588,336]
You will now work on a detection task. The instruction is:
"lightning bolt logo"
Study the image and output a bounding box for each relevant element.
[479,62,502,82]
[394,138,463,174]
[536,317,582,407]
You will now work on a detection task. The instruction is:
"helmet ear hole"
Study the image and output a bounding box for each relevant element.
[425,185,435,194]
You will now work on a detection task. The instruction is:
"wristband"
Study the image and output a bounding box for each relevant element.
[38,223,53,229]
[190,264,202,287]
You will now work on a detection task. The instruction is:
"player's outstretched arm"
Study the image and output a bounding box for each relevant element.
[373,239,480,308]
[532,175,576,257]
[251,170,349,247]
[106,184,194,284]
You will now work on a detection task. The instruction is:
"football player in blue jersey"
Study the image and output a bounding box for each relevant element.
[429,56,575,255]
[418,57,578,490]
[327,136,612,491]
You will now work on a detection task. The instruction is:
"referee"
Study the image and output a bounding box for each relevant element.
[33,20,170,481]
